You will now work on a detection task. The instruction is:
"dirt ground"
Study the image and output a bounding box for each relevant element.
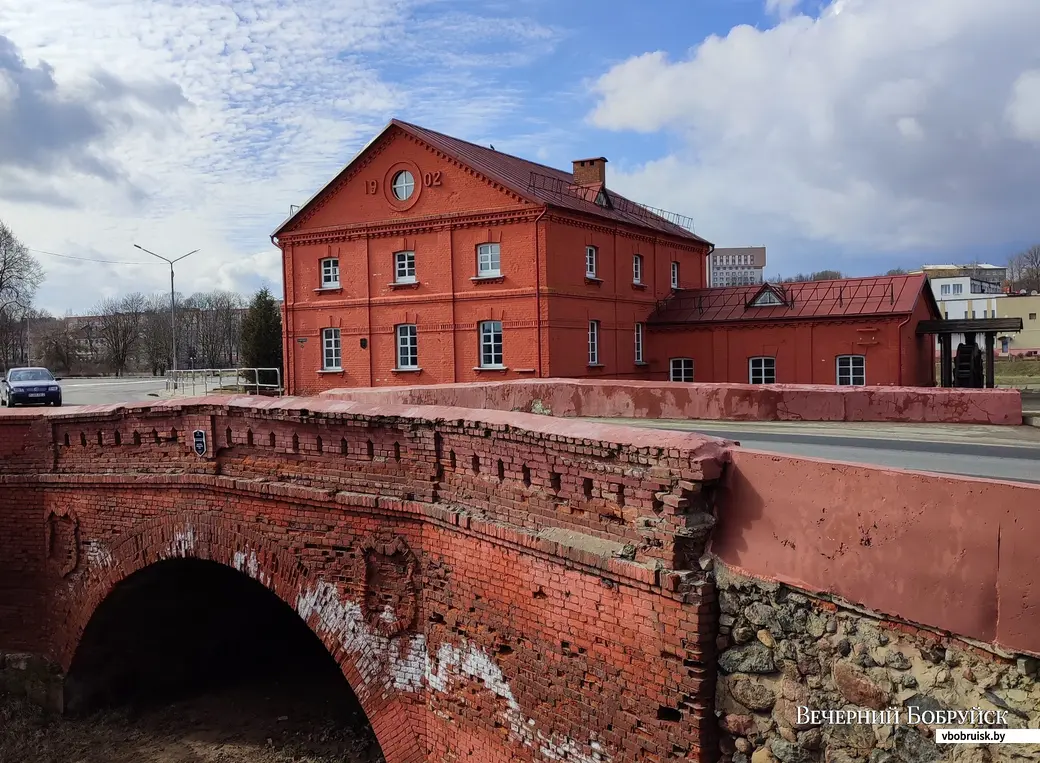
[0,679,385,763]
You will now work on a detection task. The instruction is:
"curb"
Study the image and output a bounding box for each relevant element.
[1025,415,1040,429]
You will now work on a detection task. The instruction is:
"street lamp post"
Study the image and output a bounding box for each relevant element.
[133,245,199,377]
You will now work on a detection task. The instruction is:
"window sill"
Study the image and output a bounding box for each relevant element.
[515,368,537,374]
[318,369,344,375]
[634,361,649,367]
[388,281,420,290]
[584,276,603,285]
[314,286,343,294]
[474,366,508,373]
[471,275,505,284]
[631,282,647,290]
[392,367,422,374]
[587,363,605,369]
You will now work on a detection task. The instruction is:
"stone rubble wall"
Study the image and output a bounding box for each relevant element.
[713,565,1040,763]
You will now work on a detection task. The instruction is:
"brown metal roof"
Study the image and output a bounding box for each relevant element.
[649,274,933,325]
[275,119,709,244]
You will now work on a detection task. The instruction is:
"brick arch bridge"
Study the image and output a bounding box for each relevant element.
[58,511,424,762]
[1,397,727,763]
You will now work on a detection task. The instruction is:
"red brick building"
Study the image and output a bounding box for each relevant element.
[274,120,939,393]
[648,276,940,387]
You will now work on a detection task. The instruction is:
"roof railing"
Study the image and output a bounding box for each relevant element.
[527,171,697,233]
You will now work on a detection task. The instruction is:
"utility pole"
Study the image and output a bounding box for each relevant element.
[134,245,199,379]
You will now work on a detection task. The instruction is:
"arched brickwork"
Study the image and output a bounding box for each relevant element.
[56,511,424,763]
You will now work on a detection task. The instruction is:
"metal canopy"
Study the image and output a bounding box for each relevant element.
[917,318,1023,335]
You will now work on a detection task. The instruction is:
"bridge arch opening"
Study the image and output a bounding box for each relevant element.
[65,557,385,761]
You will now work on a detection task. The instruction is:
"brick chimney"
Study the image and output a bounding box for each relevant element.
[572,157,607,186]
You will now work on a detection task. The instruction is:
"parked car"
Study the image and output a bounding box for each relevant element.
[1,367,63,407]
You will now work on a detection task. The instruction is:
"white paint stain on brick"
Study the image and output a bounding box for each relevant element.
[232,549,266,585]
[84,540,113,569]
[296,579,609,763]
[168,524,196,557]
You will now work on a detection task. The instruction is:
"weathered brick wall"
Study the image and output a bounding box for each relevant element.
[0,397,730,763]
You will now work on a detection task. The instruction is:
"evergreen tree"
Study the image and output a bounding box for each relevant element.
[240,288,283,388]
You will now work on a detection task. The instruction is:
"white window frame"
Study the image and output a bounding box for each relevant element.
[322,328,342,371]
[320,257,340,288]
[836,354,865,386]
[396,324,418,369]
[633,254,643,284]
[670,358,694,382]
[940,284,950,296]
[479,320,503,368]
[394,251,416,284]
[952,283,963,295]
[586,246,598,278]
[391,170,415,200]
[749,356,776,384]
[634,323,644,363]
[477,243,501,277]
[671,261,680,289]
[588,320,600,365]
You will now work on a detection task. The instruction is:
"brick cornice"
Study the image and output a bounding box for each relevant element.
[278,206,544,247]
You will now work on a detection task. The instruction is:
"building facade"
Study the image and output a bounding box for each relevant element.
[276,121,941,392]
[993,295,1040,355]
[647,277,939,387]
[709,247,765,287]
[913,264,1008,286]
[273,120,710,396]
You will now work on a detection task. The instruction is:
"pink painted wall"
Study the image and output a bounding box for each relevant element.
[321,379,1023,425]
[711,448,1040,656]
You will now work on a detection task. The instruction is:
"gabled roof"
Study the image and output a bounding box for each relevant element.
[649,274,937,325]
[274,119,709,244]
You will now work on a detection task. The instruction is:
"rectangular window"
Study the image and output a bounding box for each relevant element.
[749,356,776,384]
[633,254,643,284]
[670,358,694,382]
[396,324,418,369]
[479,321,503,367]
[320,258,340,287]
[586,246,598,278]
[940,284,950,295]
[322,328,341,370]
[477,243,501,277]
[836,355,866,386]
[971,310,976,319]
[634,323,644,363]
[952,283,963,295]
[588,321,600,365]
[394,251,416,283]
[1030,313,1037,320]
[671,261,680,289]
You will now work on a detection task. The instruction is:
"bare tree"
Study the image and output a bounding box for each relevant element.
[181,291,245,368]
[92,293,147,376]
[0,220,44,317]
[1009,245,1040,294]
[38,315,81,374]
[142,293,174,375]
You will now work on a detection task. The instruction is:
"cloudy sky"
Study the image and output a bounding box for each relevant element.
[2,0,1039,314]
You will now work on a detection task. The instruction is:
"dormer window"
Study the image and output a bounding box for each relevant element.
[753,291,782,306]
[594,189,611,208]
[747,283,787,308]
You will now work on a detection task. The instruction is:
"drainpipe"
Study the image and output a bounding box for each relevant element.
[449,223,457,382]
[365,236,373,387]
[896,311,914,386]
[533,207,548,377]
[706,243,715,288]
[272,234,292,395]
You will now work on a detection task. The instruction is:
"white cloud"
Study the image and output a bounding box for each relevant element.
[589,0,1040,263]
[0,0,562,314]
[765,0,804,19]
[1006,70,1040,143]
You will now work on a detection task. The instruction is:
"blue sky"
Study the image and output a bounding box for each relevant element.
[2,0,1039,313]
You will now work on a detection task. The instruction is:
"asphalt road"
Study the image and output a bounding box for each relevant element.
[584,418,1040,484]
[58,376,170,406]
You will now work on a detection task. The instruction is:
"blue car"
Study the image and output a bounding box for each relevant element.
[1,367,63,407]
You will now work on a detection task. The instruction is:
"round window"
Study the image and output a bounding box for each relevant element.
[391,170,415,201]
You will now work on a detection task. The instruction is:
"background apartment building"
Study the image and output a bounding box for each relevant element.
[709,247,765,287]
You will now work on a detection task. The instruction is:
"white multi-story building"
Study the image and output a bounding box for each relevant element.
[710,247,766,287]
[930,276,1006,350]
